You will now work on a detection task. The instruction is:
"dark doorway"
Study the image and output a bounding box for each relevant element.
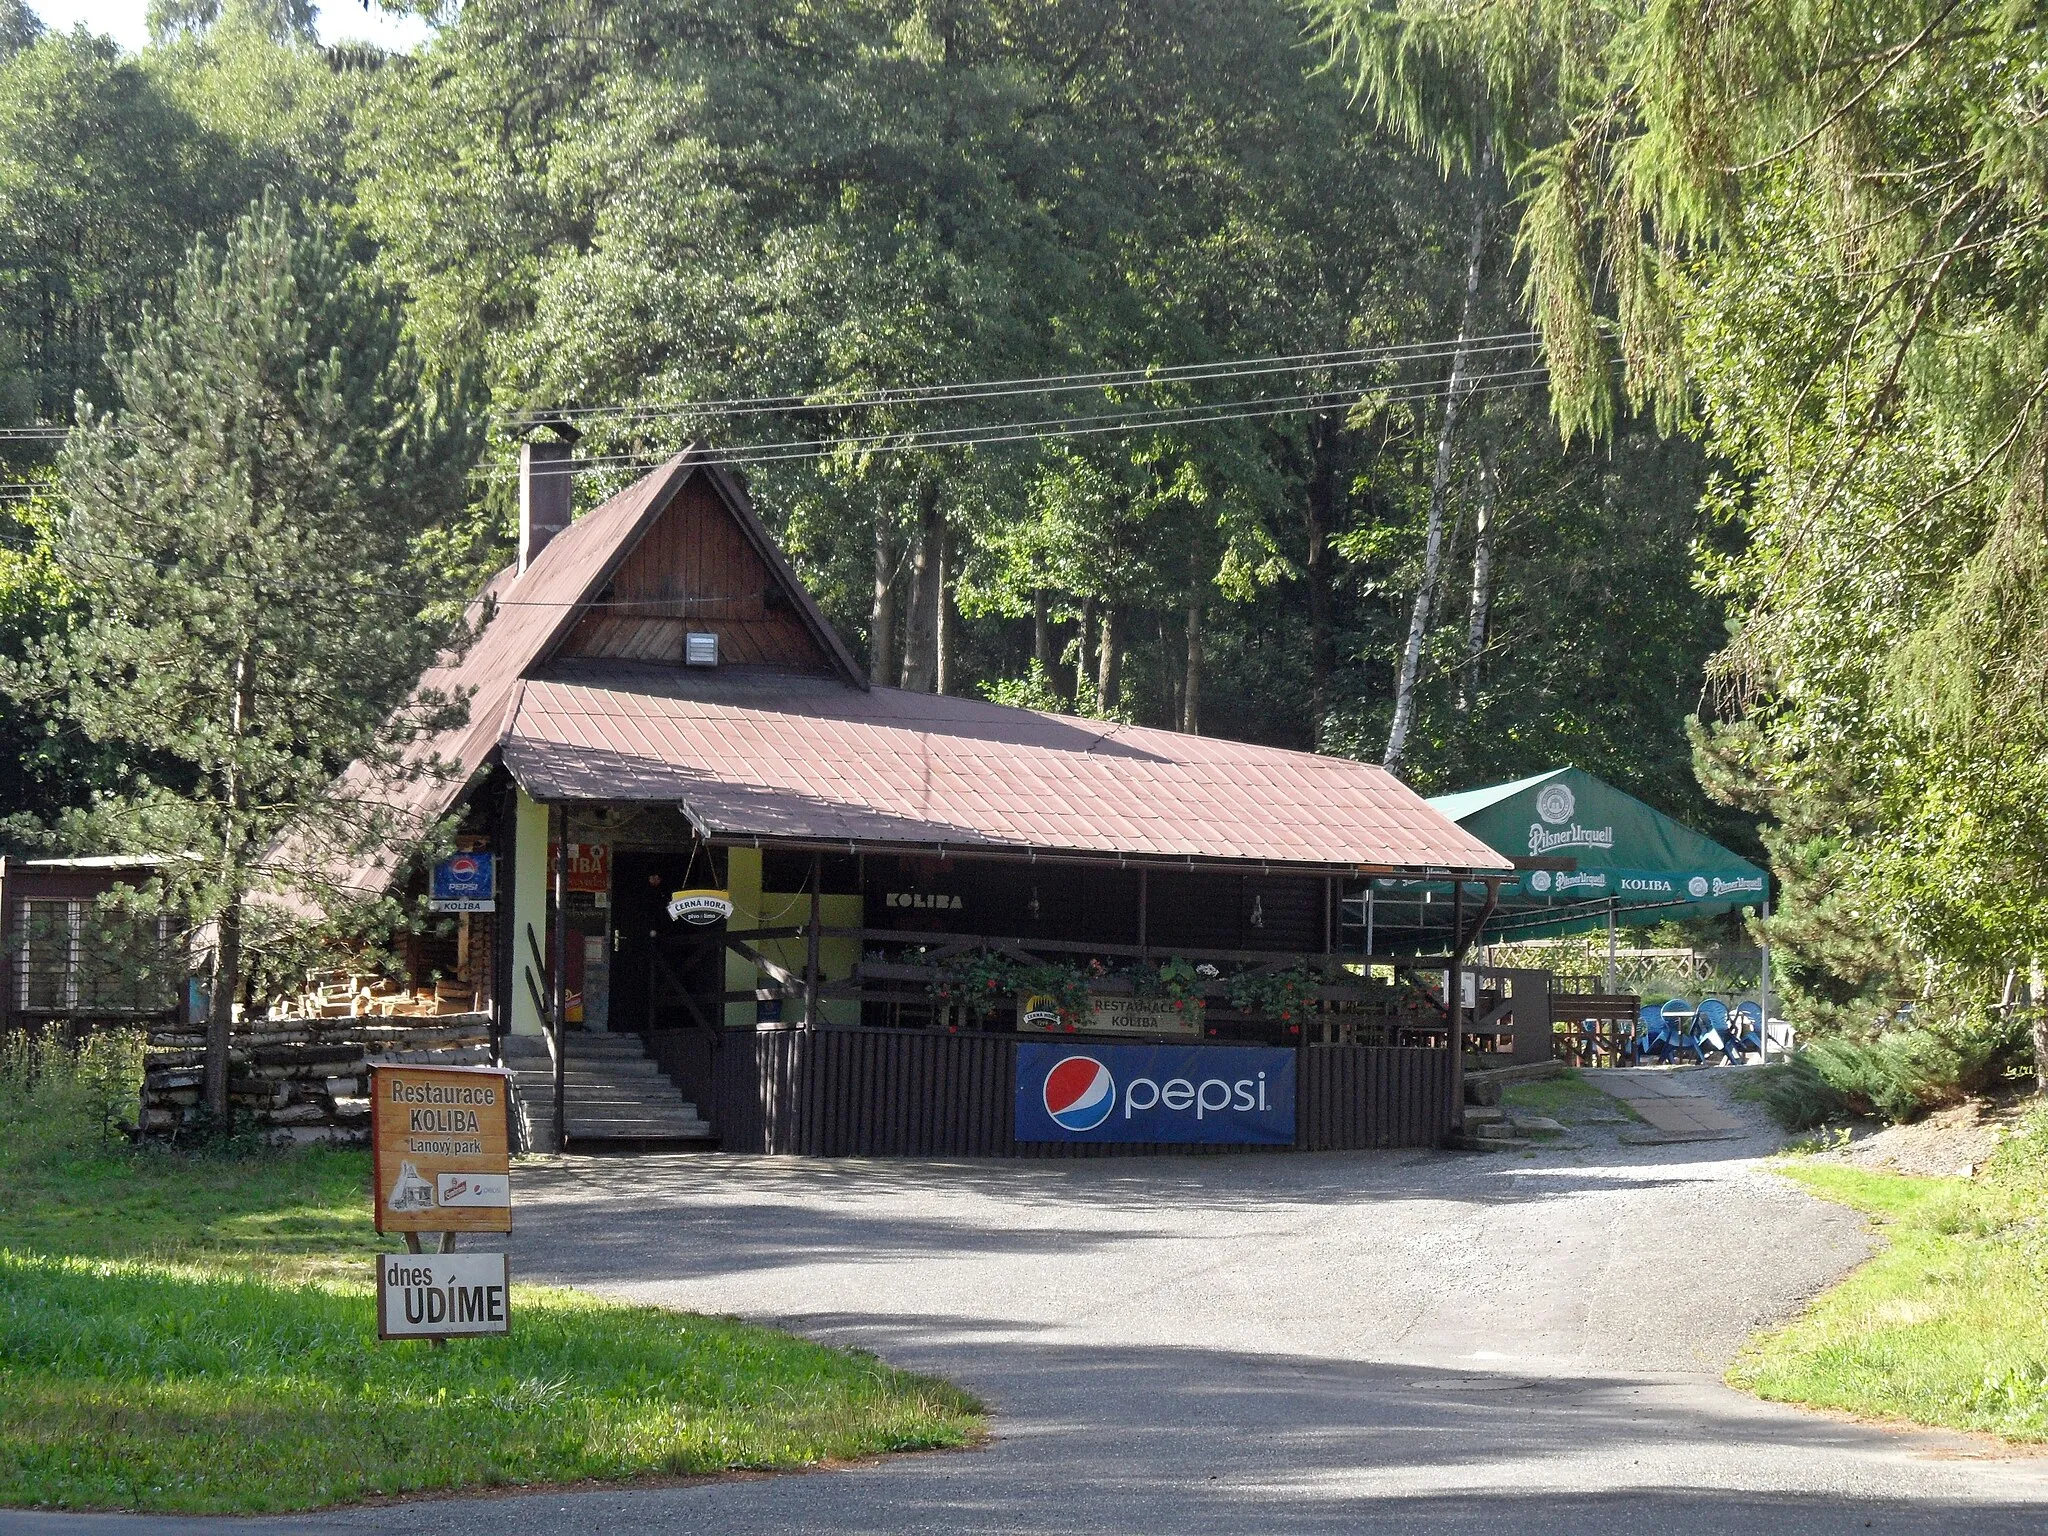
[611,848,726,1035]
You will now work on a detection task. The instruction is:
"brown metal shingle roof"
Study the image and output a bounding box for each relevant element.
[501,661,1512,874]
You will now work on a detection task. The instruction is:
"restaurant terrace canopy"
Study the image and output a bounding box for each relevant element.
[1360,766,1769,947]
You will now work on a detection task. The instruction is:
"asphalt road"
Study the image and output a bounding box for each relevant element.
[10,1078,2048,1534]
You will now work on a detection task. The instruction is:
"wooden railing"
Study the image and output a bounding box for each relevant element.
[706,1025,1456,1157]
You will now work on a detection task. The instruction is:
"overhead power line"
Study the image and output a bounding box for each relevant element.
[0,362,1557,609]
[0,347,1555,504]
[478,363,1551,479]
[512,331,1543,424]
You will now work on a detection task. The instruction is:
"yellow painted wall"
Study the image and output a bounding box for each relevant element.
[723,845,861,1026]
[509,790,550,1035]
[722,847,763,1028]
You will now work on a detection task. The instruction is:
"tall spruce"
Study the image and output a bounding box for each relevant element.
[15,196,475,1121]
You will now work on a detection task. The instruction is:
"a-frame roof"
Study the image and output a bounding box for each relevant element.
[323,454,1514,897]
[323,450,860,894]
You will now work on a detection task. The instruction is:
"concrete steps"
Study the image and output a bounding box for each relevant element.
[502,1033,713,1150]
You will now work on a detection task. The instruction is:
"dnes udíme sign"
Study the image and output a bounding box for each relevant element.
[377,1252,510,1339]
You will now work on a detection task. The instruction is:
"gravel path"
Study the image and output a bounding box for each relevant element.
[9,1069,2048,1535]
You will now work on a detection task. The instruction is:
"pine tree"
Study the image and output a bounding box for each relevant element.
[11,195,476,1121]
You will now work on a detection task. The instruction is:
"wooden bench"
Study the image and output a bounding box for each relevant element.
[1550,992,1641,1067]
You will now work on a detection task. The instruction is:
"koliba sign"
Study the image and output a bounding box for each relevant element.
[668,888,733,925]
[1525,868,1762,903]
[377,1251,510,1339]
[1018,993,1201,1038]
[1015,1042,1295,1145]
[428,851,495,912]
[371,1065,512,1234]
[886,891,963,910]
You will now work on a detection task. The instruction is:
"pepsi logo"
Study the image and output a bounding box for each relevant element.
[1042,1054,1115,1132]
[450,856,478,877]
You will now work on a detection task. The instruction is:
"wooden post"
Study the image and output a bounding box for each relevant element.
[1322,875,1335,1044]
[805,852,822,1028]
[1137,867,1149,957]
[551,808,568,1153]
[1449,880,1465,1129]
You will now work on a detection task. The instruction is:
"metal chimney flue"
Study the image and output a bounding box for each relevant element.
[517,418,582,573]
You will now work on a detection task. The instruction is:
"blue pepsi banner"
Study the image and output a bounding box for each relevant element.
[1015,1042,1296,1145]
[429,852,496,912]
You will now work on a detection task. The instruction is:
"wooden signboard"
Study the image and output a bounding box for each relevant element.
[370,1064,513,1234]
[376,1251,511,1340]
[1018,993,1202,1038]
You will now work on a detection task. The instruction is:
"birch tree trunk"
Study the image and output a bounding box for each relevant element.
[1458,441,1501,715]
[935,528,953,695]
[1033,589,1054,678]
[1385,145,1493,776]
[1306,413,1338,737]
[870,518,896,686]
[1076,594,1097,701]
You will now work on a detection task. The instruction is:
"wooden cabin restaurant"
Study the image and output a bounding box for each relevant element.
[347,446,1520,1156]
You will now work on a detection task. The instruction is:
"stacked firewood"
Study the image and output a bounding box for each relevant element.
[140,1012,492,1143]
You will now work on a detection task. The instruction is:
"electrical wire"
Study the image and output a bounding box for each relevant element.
[507,332,1542,424]
[0,331,1541,449]
[477,365,1554,480]
[0,357,1553,507]
[0,352,1546,611]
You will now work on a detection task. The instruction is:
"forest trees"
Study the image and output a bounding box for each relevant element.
[346,0,1721,800]
[0,0,1737,914]
[1310,0,2048,1024]
[5,199,476,1116]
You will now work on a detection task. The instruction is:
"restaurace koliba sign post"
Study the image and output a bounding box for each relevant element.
[371,1063,513,1341]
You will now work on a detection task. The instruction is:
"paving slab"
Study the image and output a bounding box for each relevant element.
[1584,1067,1747,1140]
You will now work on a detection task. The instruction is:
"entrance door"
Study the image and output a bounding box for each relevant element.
[611,850,726,1034]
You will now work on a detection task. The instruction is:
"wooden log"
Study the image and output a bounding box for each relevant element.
[251,1044,362,1069]
[248,1103,330,1125]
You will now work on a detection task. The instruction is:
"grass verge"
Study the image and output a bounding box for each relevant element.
[1730,1104,2048,1440]
[0,1032,981,1513]
[1503,1069,1640,1125]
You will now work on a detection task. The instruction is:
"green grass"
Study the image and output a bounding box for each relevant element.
[0,1033,981,1513]
[1731,1107,2048,1440]
[1502,1069,1640,1125]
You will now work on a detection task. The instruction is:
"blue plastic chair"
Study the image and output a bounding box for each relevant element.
[1696,998,1733,1063]
[1731,1001,1764,1059]
[1658,999,1699,1064]
[1634,1003,1667,1065]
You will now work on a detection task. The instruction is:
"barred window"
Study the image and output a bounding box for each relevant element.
[12,900,181,1015]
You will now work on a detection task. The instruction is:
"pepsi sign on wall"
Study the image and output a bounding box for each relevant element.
[1015,1042,1295,1145]
[428,852,495,913]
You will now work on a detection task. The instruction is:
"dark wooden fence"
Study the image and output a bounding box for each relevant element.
[704,1026,1455,1157]
[1295,1043,1455,1150]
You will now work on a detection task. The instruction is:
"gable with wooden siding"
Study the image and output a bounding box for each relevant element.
[558,472,837,672]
